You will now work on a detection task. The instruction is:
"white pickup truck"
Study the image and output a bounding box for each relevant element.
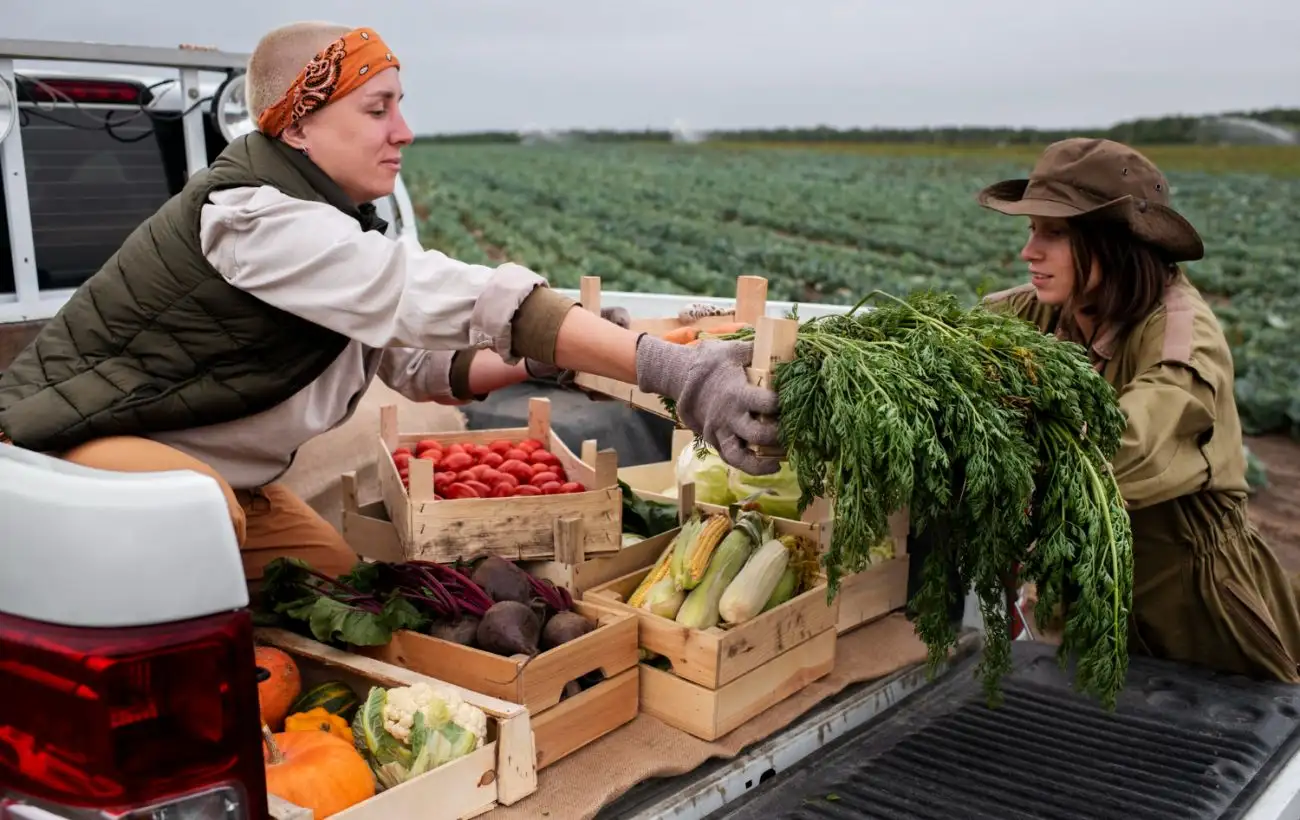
[3,37,1300,820]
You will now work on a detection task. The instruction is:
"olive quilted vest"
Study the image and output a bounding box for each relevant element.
[0,132,387,452]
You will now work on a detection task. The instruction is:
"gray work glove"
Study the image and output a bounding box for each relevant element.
[526,306,632,385]
[635,334,782,475]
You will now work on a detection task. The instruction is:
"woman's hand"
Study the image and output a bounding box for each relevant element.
[635,335,782,475]
[548,306,783,475]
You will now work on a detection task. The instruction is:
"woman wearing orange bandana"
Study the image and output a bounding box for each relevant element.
[0,22,782,583]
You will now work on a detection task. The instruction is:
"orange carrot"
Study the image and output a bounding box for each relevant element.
[661,327,700,345]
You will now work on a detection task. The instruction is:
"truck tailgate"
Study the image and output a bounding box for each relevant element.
[705,641,1300,820]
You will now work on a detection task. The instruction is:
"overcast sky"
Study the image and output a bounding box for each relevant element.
[9,0,1299,134]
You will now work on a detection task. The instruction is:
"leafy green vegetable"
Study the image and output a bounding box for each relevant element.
[620,480,680,537]
[720,290,1134,709]
[260,558,419,646]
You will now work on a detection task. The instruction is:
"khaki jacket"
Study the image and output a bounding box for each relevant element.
[985,275,1300,683]
[984,273,1249,509]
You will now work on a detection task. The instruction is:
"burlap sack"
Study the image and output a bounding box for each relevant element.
[485,614,930,820]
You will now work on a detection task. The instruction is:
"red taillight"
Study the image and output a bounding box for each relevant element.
[0,610,267,819]
[23,79,147,105]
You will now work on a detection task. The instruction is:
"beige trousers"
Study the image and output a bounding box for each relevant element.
[59,436,359,581]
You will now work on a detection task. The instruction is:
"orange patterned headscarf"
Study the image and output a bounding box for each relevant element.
[256,27,401,138]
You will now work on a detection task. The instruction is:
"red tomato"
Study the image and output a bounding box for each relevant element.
[478,468,504,486]
[530,462,553,477]
[530,471,560,487]
[499,459,534,482]
[446,443,467,456]
[444,482,479,499]
[393,446,412,456]
[489,440,514,455]
[490,483,514,498]
[463,480,492,497]
[434,472,455,490]
[513,485,543,496]
[560,481,586,494]
[540,481,563,494]
[468,464,494,482]
[392,452,411,469]
[440,452,474,473]
[503,448,530,463]
[519,438,545,452]
[481,452,504,469]
[493,473,519,489]
[528,449,558,466]
[414,439,441,454]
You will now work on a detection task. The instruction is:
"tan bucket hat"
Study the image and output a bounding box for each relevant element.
[977,138,1204,262]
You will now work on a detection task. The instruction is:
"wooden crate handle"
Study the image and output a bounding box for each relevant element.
[553,515,585,564]
[678,480,696,523]
[379,404,398,451]
[341,470,360,514]
[528,396,552,443]
[408,454,435,500]
[592,447,618,490]
[734,275,768,326]
[747,315,798,459]
[580,275,602,316]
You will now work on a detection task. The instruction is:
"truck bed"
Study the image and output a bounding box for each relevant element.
[599,640,1300,820]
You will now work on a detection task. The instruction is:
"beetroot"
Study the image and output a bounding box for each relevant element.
[428,616,480,647]
[472,557,534,606]
[476,600,542,656]
[541,610,595,650]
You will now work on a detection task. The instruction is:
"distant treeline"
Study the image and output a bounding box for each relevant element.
[414,107,1300,146]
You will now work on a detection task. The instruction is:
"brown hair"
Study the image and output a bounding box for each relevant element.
[1065,217,1179,343]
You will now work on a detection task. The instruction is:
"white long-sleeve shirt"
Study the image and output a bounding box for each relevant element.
[147,185,554,489]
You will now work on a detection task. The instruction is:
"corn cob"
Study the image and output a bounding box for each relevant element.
[641,575,686,619]
[718,537,791,624]
[627,538,679,609]
[668,515,704,590]
[674,514,733,591]
[760,566,798,613]
[676,510,769,629]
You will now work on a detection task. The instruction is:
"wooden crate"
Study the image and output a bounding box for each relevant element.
[375,396,622,563]
[636,628,837,741]
[582,499,838,740]
[335,487,643,770]
[802,498,912,635]
[257,628,537,819]
[341,469,668,600]
[572,275,773,425]
[357,601,640,770]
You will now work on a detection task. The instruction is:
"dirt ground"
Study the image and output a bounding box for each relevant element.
[1245,434,1300,571]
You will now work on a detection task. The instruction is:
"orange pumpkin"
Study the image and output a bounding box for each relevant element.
[255,646,301,730]
[263,725,375,818]
[284,707,354,745]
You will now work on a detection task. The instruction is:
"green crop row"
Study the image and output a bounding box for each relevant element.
[403,143,1300,439]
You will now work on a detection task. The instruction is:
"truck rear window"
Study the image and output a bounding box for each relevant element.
[0,106,184,293]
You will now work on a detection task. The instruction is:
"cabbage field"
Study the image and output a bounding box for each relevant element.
[403,143,1300,440]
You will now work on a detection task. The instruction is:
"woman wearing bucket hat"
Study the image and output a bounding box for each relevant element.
[980,137,1300,682]
[0,22,782,583]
